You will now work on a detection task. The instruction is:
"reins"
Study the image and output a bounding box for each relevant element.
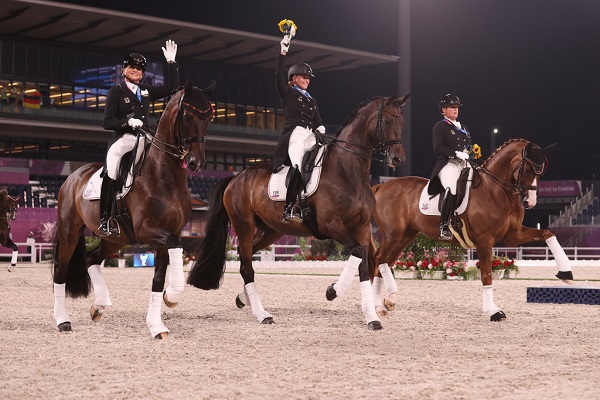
[316,97,403,163]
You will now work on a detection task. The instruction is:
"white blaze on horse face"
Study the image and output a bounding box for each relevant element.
[525,177,538,208]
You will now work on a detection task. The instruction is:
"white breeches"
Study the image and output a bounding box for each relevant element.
[438,159,465,195]
[106,133,147,179]
[288,126,316,168]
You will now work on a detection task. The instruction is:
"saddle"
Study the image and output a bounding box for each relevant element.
[268,143,329,240]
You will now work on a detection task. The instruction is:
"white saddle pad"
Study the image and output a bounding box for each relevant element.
[268,146,326,201]
[83,169,133,201]
[419,167,474,216]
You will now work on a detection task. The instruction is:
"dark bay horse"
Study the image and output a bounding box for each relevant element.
[1,188,20,272]
[371,139,572,321]
[187,94,410,330]
[53,80,214,338]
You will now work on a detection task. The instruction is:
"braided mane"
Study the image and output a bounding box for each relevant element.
[480,138,529,168]
[334,96,384,136]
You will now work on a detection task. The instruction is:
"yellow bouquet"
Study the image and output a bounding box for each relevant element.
[471,144,482,159]
[278,19,298,35]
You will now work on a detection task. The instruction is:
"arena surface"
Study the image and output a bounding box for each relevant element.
[1,263,599,399]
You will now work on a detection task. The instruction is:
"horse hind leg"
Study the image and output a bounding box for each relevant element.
[163,246,185,307]
[7,243,18,272]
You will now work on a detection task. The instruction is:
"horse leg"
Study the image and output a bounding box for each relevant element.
[85,240,121,322]
[375,229,420,314]
[236,229,283,309]
[7,240,18,272]
[147,247,170,339]
[164,241,185,307]
[326,255,361,300]
[357,245,382,330]
[477,245,506,322]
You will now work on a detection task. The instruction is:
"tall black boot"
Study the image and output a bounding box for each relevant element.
[98,175,119,237]
[282,165,303,223]
[439,188,456,241]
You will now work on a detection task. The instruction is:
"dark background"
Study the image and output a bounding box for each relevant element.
[61,0,600,180]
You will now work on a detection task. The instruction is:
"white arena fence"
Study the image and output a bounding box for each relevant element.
[3,242,600,267]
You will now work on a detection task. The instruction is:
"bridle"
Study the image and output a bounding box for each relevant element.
[139,89,212,165]
[0,195,19,221]
[477,145,548,197]
[317,97,404,163]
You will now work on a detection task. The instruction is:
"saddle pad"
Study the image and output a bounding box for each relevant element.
[419,167,473,216]
[83,168,133,201]
[268,146,325,201]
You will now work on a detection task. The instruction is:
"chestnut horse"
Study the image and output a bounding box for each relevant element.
[371,139,573,321]
[187,94,409,330]
[1,188,20,272]
[52,80,214,338]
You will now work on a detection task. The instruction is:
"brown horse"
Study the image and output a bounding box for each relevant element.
[371,139,573,321]
[187,94,410,330]
[1,188,20,272]
[52,79,214,338]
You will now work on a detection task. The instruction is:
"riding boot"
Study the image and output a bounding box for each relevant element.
[282,165,303,223]
[98,175,119,237]
[439,188,456,241]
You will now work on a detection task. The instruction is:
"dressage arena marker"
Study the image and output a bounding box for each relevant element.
[527,286,600,305]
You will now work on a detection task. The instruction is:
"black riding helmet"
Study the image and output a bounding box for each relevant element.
[438,94,462,112]
[122,53,147,72]
[288,62,315,81]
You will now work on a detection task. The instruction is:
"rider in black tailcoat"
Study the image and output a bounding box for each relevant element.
[274,26,325,223]
[428,94,473,241]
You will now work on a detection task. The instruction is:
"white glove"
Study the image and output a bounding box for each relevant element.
[455,150,469,160]
[280,35,291,54]
[128,118,143,128]
[162,40,177,63]
[289,25,296,38]
[316,125,325,134]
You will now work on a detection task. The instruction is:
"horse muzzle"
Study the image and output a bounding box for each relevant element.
[186,157,206,172]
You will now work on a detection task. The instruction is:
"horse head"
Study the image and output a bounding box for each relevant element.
[0,189,19,220]
[371,93,410,167]
[484,139,554,209]
[168,78,215,172]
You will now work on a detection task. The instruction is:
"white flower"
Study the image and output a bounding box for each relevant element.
[446,268,453,274]
[417,261,422,267]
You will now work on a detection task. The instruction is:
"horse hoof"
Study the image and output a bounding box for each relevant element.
[325,284,337,301]
[367,321,383,331]
[261,317,275,324]
[383,297,396,312]
[556,271,574,285]
[235,295,246,309]
[89,305,104,322]
[154,332,169,340]
[163,290,178,308]
[57,322,72,332]
[375,306,388,318]
[490,311,506,322]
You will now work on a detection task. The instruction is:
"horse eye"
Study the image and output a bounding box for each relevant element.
[184,115,194,122]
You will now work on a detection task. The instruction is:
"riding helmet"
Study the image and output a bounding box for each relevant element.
[122,53,147,72]
[288,62,315,81]
[438,94,462,110]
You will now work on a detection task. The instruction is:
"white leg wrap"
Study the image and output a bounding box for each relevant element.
[245,282,273,322]
[11,250,18,266]
[53,283,70,326]
[333,255,361,297]
[482,285,501,317]
[87,264,112,306]
[379,263,397,296]
[546,236,572,272]
[146,291,169,338]
[165,248,185,304]
[360,280,380,324]
[372,277,384,308]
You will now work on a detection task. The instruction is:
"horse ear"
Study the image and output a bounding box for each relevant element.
[385,93,398,106]
[542,143,557,155]
[395,93,410,107]
[184,79,194,95]
[203,79,216,98]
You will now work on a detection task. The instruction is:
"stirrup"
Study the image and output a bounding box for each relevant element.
[99,217,120,237]
[439,225,452,241]
[282,205,303,223]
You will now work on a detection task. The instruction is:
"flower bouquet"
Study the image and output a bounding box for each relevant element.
[278,19,297,35]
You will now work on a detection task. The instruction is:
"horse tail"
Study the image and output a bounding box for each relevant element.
[187,175,234,290]
[52,231,91,298]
